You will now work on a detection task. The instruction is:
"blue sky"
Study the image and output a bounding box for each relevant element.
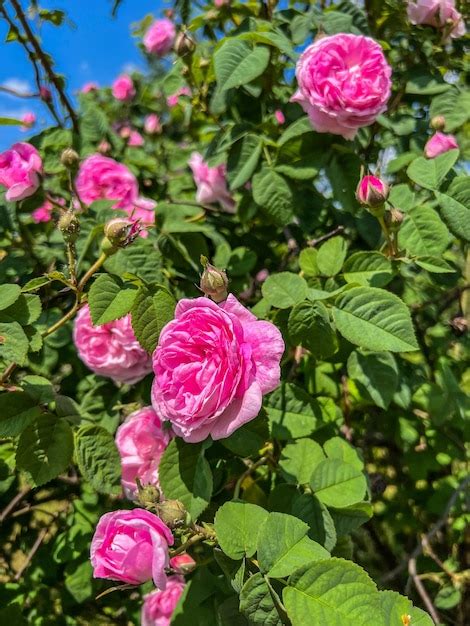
[0,0,165,149]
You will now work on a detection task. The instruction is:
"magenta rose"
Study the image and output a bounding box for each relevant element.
[141,576,185,626]
[291,34,392,140]
[356,174,389,207]
[90,508,174,589]
[424,131,459,158]
[73,304,152,385]
[20,112,36,131]
[170,554,196,574]
[0,142,42,202]
[188,152,235,213]
[407,0,466,39]
[145,114,162,134]
[143,18,176,56]
[115,406,172,499]
[112,74,136,101]
[151,295,284,443]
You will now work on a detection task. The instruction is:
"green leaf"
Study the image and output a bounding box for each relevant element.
[398,206,450,256]
[221,413,269,457]
[0,294,42,325]
[436,175,470,242]
[323,437,364,470]
[406,150,458,190]
[0,284,21,310]
[88,274,138,325]
[214,40,270,92]
[429,87,470,132]
[0,117,23,126]
[257,512,330,578]
[343,252,393,288]
[329,502,373,537]
[280,439,325,485]
[16,415,74,486]
[283,558,379,626]
[21,276,53,292]
[64,561,93,603]
[415,256,455,274]
[405,70,451,95]
[317,237,347,277]
[104,238,162,282]
[262,272,308,309]
[333,286,418,352]
[0,322,29,365]
[75,424,121,494]
[21,375,55,403]
[131,286,176,353]
[288,301,338,359]
[228,134,263,189]
[215,501,269,560]
[292,494,337,551]
[278,117,313,146]
[377,591,434,626]
[159,439,213,519]
[239,573,283,626]
[252,169,295,225]
[310,459,366,508]
[298,248,318,276]
[347,351,399,409]
[0,391,42,436]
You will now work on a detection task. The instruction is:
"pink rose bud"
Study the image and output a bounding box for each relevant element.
[60,148,79,169]
[20,112,36,131]
[97,140,111,154]
[144,113,162,134]
[424,131,459,159]
[407,0,466,40]
[73,304,153,384]
[103,216,142,248]
[188,152,235,213]
[90,509,174,589]
[141,577,186,626]
[115,406,171,499]
[430,115,446,131]
[112,74,135,102]
[32,200,54,223]
[0,142,42,202]
[39,86,52,102]
[81,81,99,94]
[256,269,269,283]
[170,554,196,574]
[127,130,144,147]
[215,0,230,6]
[274,109,285,125]
[174,30,196,56]
[58,210,80,243]
[356,175,390,207]
[143,18,176,56]
[151,295,284,442]
[291,34,392,140]
[200,256,228,303]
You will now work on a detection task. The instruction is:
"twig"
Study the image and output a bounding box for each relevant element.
[14,527,48,580]
[307,225,345,247]
[0,486,31,522]
[408,557,440,625]
[170,533,208,557]
[233,456,268,500]
[0,85,36,98]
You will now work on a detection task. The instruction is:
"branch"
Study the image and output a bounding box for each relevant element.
[14,527,48,581]
[0,85,36,98]
[0,486,32,522]
[408,557,440,625]
[307,225,345,247]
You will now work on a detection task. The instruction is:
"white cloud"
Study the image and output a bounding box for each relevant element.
[121,62,140,75]
[0,78,33,96]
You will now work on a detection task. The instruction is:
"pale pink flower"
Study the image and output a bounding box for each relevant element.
[424,131,459,158]
[170,554,196,574]
[82,82,99,93]
[166,87,191,108]
[151,295,284,443]
[128,130,145,147]
[188,152,235,213]
[112,74,136,101]
[0,142,42,202]
[98,140,111,154]
[407,0,466,39]
[20,112,36,131]
[215,0,230,6]
[32,200,53,223]
[90,509,173,589]
[143,18,176,56]
[145,114,162,134]
[356,174,390,206]
[73,304,153,385]
[115,406,171,499]
[141,577,185,626]
[291,34,392,140]
[274,110,285,125]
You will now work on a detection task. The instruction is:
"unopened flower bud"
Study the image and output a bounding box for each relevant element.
[356,175,390,208]
[58,210,80,243]
[98,140,111,154]
[449,316,468,336]
[430,115,446,131]
[200,256,228,303]
[136,483,161,509]
[156,499,187,529]
[39,86,52,102]
[387,208,404,229]
[174,30,196,57]
[103,217,141,248]
[170,553,197,574]
[60,148,79,169]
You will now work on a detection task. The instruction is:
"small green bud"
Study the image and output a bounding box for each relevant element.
[156,499,188,529]
[60,148,80,169]
[58,210,80,243]
[200,256,228,303]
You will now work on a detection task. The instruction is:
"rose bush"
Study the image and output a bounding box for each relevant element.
[0,1,468,625]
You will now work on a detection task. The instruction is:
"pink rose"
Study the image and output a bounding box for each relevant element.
[291,34,392,140]
[356,174,389,206]
[90,508,174,589]
[145,114,162,134]
[115,406,171,499]
[128,130,145,147]
[166,86,192,108]
[112,74,136,101]
[141,577,185,626]
[407,0,466,39]
[170,554,196,574]
[274,109,285,125]
[188,152,235,213]
[0,142,42,202]
[143,18,176,56]
[82,81,99,93]
[20,112,36,131]
[151,295,284,443]
[73,304,153,385]
[215,0,230,6]
[424,131,459,158]
[32,201,53,223]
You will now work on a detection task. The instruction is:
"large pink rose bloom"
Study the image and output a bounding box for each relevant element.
[151,295,284,443]
[291,34,392,140]
[112,74,136,101]
[141,577,185,626]
[73,304,152,385]
[90,508,173,589]
[407,0,466,39]
[116,406,171,499]
[0,142,42,202]
[188,152,235,213]
[143,18,176,56]
[424,131,459,158]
